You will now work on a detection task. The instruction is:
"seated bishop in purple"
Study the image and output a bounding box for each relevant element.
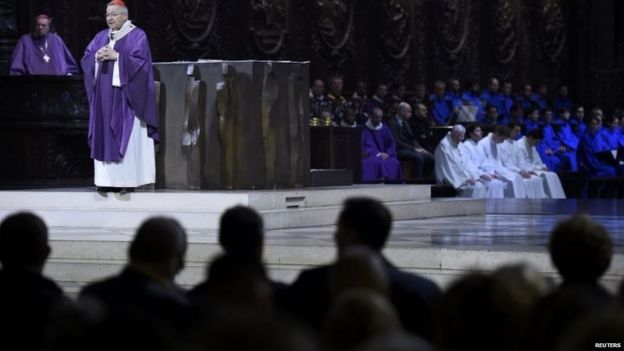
[9,14,78,75]
[361,107,403,183]
[81,0,159,191]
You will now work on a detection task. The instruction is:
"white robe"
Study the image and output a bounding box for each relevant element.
[434,133,487,198]
[460,140,506,198]
[512,137,566,199]
[477,134,545,198]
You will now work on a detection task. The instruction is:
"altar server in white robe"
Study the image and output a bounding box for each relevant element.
[435,125,502,198]
[458,124,506,197]
[512,129,566,198]
[498,125,548,199]
[477,125,546,198]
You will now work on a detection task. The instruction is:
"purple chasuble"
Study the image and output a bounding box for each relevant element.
[361,125,402,182]
[9,33,78,75]
[82,27,159,162]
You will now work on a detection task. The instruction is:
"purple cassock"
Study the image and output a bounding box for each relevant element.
[361,125,402,182]
[9,33,78,75]
[81,27,159,162]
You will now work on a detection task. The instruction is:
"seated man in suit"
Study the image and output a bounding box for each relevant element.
[281,197,441,340]
[388,102,434,177]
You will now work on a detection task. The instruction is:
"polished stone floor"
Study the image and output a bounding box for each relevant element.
[48,199,624,253]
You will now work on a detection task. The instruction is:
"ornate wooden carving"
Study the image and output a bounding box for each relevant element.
[166,0,220,58]
[311,0,357,68]
[249,0,288,56]
[536,0,566,67]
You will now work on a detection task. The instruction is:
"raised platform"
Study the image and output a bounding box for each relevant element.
[2,189,622,298]
[0,185,484,230]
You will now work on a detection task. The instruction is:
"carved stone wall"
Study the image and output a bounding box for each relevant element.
[1,0,623,109]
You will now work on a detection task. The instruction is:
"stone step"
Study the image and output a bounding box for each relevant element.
[0,187,483,229]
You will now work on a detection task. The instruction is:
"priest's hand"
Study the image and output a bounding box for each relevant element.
[480,174,492,181]
[378,152,390,160]
[96,46,119,62]
[465,178,477,185]
[519,170,531,179]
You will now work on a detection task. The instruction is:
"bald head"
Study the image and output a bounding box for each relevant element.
[129,217,187,277]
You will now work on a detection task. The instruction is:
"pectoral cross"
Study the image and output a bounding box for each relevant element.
[43,54,50,63]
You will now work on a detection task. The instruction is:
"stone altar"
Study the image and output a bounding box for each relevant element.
[153,60,310,190]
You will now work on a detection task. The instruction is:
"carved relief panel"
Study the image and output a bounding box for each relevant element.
[249,0,289,56]
[432,0,475,79]
[167,0,220,58]
[311,0,357,69]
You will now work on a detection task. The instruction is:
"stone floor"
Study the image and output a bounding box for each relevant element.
[48,199,624,252]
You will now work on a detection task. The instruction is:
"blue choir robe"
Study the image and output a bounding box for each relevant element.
[579,130,618,176]
[461,92,485,121]
[444,91,462,110]
[543,123,577,171]
[480,90,506,115]
[524,119,540,134]
[557,121,580,152]
[600,127,624,150]
[553,96,573,117]
[570,119,586,138]
[533,94,548,110]
[429,94,452,125]
[361,122,402,182]
[502,95,514,119]
[516,95,539,112]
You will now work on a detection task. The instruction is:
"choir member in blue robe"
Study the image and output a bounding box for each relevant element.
[534,83,549,110]
[461,80,485,121]
[481,104,499,127]
[361,107,402,182]
[501,81,514,119]
[556,108,580,171]
[429,81,452,125]
[541,108,577,171]
[9,14,78,76]
[571,105,586,137]
[579,115,619,176]
[600,115,623,150]
[552,85,573,118]
[500,104,524,129]
[444,78,463,111]
[480,77,506,117]
[524,108,541,134]
[516,84,539,112]
[82,0,159,190]
[534,108,562,172]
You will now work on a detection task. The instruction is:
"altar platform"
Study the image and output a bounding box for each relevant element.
[0,187,622,296]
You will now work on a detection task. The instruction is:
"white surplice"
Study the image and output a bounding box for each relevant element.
[434,133,488,198]
[512,136,566,199]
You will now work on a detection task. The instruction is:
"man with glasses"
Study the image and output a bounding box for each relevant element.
[81,0,159,193]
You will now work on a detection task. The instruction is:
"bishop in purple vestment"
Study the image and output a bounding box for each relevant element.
[9,14,78,76]
[82,1,159,190]
[361,107,402,183]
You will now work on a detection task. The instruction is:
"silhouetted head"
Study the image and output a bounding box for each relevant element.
[549,214,612,285]
[335,197,392,254]
[129,217,187,280]
[218,206,264,258]
[0,212,50,271]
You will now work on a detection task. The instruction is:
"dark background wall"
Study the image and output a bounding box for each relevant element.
[0,0,623,109]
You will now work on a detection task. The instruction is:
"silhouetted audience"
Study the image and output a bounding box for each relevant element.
[282,197,441,340]
[0,212,69,351]
[78,216,191,350]
[525,214,617,351]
